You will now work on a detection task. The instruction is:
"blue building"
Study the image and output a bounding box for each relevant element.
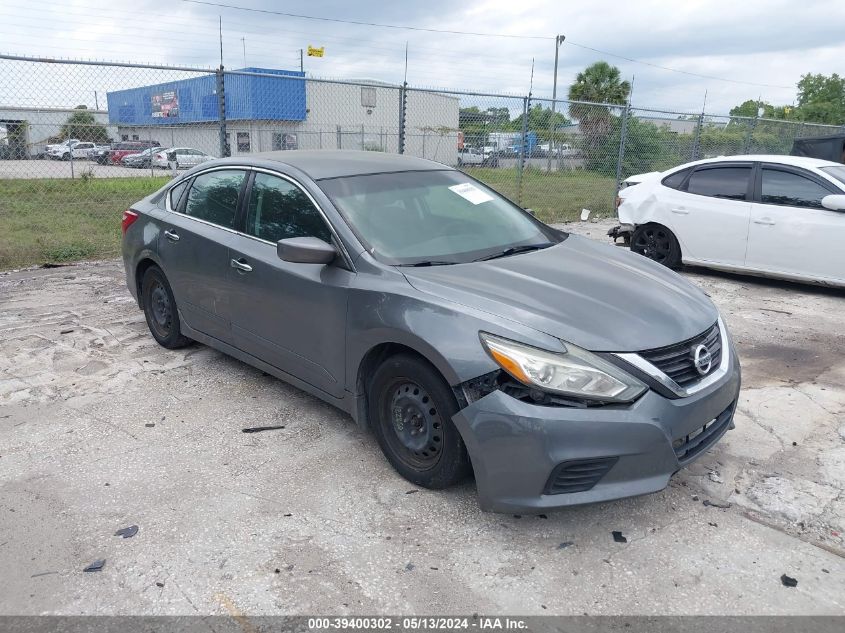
[106,68,306,127]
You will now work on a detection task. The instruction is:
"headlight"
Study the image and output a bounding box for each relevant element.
[480,333,646,403]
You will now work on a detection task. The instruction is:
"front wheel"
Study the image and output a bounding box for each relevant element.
[631,223,682,268]
[368,354,471,489]
[140,266,191,349]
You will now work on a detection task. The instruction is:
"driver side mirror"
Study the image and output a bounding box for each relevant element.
[525,208,536,217]
[277,236,337,264]
[821,194,845,211]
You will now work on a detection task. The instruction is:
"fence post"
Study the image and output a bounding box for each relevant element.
[517,95,530,206]
[336,125,342,149]
[398,82,408,154]
[216,67,228,158]
[614,104,630,197]
[691,112,704,161]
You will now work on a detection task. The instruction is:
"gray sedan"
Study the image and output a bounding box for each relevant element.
[121,150,741,513]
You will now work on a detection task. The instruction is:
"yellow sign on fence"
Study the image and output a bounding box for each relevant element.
[307,46,325,57]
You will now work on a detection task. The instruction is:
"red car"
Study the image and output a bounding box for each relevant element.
[108,141,161,165]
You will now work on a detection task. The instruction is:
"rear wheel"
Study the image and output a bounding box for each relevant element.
[368,354,471,489]
[631,223,681,268]
[140,266,191,349]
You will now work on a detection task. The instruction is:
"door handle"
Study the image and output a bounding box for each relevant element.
[670,207,689,215]
[230,258,253,273]
[754,218,776,226]
[163,229,180,242]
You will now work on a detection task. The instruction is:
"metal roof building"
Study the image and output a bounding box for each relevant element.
[105,69,460,164]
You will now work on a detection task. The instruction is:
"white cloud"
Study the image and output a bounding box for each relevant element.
[1,0,844,115]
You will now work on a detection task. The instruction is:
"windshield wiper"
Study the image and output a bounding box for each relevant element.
[473,242,553,262]
[399,260,457,267]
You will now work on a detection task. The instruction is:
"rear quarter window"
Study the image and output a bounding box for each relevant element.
[661,167,691,190]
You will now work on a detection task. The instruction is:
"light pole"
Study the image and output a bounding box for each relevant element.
[547,34,565,172]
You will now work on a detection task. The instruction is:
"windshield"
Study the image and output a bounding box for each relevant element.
[820,165,845,188]
[318,170,562,265]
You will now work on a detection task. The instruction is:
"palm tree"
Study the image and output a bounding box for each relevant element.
[568,61,631,105]
[568,62,631,156]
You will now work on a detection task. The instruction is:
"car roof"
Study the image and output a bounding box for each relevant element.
[211,150,449,180]
[669,154,842,171]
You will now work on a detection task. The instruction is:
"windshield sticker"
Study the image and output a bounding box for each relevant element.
[448,183,494,205]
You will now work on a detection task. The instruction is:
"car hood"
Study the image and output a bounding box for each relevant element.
[401,234,718,352]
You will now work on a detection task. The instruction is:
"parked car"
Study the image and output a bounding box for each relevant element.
[89,144,112,164]
[122,150,740,513]
[457,147,485,167]
[45,139,80,155]
[121,147,158,169]
[48,141,97,160]
[151,147,214,169]
[610,155,845,287]
[108,141,162,165]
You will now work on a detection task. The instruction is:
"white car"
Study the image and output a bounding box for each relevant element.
[457,147,486,167]
[152,147,214,169]
[48,141,96,160]
[612,155,845,287]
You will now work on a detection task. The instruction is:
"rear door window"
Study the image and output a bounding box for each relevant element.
[182,170,246,228]
[686,166,751,200]
[760,168,834,209]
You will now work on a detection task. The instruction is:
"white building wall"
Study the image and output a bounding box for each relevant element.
[0,106,115,156]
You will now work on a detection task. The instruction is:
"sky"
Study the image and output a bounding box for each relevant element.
[1,0,844,115]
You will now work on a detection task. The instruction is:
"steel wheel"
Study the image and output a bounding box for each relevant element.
[141,266,191,349]
[384,380,443,471]
[148,280,173,339]
[368,354,471,488]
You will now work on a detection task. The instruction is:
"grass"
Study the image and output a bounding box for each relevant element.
[464,167,618,224]
[0,177,169,270]
[0,168,617,270]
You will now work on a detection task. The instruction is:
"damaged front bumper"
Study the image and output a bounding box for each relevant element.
[451,349,741,513]
[608,223,634,242]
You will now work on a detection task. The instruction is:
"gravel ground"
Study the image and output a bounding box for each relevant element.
[1,219,844,615]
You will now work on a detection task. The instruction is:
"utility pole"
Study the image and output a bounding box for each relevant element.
[546,34,565,172]
[241,37,247,68]
[300,48,304,73]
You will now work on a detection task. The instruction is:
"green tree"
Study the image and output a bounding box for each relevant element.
[729,100,796,121]
[57,106,110,144]
[511,104,570,141]
[568,62,631,158]
[795,73,845,124]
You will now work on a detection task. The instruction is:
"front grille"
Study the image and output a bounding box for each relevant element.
[544,457,618,495]
[673,405,734,464]
[639,323,721,387]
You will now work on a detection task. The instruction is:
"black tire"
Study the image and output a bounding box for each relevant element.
[368,354,471,489]
[140,266,191,349]
[631,223,682,268]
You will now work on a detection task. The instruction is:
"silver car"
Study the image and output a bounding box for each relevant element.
[152,147,214,169]
[121,150,741,513]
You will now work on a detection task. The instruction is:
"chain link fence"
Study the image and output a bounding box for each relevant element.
[1,54,843,269]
